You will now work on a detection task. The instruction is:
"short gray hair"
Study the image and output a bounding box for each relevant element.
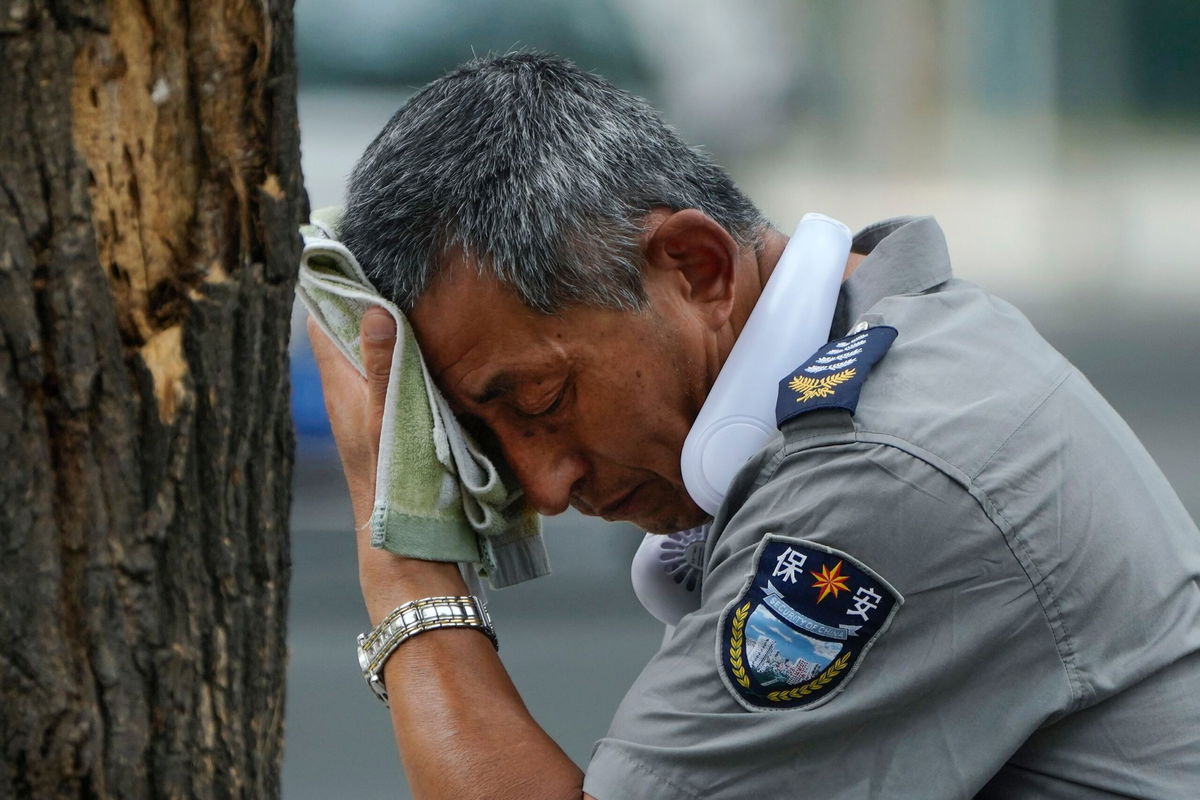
[341,51,769,314]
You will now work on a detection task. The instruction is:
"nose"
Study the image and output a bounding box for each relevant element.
[501,433,587,516]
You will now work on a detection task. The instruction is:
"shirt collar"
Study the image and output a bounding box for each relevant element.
[829,215,953,339]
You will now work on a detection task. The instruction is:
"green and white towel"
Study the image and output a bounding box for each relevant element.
[296,207,548,589]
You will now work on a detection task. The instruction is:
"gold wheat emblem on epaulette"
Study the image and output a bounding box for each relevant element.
[765,651,853,702]
[728,602,752,688]
[789,368,856,403]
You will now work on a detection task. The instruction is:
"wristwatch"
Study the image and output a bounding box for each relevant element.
[356,594,497,706]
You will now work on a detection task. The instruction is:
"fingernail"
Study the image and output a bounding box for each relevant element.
[363,310,396,341]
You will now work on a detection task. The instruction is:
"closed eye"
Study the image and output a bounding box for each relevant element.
[516,382,568,419]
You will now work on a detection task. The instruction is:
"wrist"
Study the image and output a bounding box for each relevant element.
[357,593,496,706]
[360,555,467,626]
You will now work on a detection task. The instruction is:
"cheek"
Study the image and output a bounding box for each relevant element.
[580,360,693,471]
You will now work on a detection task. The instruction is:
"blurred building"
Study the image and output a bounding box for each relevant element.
[296,0,1200,284]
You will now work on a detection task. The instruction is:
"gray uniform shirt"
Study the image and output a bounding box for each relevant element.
[583,217,1200,799]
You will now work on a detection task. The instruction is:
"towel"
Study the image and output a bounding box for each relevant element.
[296,206,548,589]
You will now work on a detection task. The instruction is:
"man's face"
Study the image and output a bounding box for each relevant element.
[408,261,715,534]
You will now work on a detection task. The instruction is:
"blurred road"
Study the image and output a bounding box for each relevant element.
[284,451,665,799]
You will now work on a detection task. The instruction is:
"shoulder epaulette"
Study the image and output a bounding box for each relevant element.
[775,326,898,428]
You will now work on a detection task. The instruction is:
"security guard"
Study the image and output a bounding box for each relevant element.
[309,53,1200,799]
[585,216,1200,798]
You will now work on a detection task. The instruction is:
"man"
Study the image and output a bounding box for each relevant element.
[310,52,1200,798]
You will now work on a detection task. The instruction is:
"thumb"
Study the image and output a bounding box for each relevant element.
[360,308,398,417]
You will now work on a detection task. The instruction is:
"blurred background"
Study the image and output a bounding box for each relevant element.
[284,1,1199,796]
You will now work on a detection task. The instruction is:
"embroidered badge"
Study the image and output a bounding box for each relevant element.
[719,534,902,711]
[775,326,898,428]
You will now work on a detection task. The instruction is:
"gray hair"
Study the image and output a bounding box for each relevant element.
[341,51,769,314]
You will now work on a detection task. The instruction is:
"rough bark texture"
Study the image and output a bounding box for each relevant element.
[0,0,304,796]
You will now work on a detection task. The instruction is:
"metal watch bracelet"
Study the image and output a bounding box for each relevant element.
[356,594,497,706]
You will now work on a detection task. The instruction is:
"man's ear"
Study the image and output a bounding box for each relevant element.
[643,208,738,329]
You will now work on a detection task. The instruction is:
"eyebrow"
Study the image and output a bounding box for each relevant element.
[467,372,519,405]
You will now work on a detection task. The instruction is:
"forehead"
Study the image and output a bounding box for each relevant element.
[407,264,573,395]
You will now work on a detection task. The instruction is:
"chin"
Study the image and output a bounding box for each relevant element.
[636,500,711,535]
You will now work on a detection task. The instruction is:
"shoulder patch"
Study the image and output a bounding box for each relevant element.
[718,534,902,711]
[775,325,898,428]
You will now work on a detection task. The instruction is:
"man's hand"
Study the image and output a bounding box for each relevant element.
[305,306,590,799]
[306,308,394,530]
[307,308,465,622]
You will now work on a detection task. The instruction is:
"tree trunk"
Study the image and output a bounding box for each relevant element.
[0,0,304,796]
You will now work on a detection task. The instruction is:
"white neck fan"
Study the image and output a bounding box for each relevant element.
[630,213,852,626]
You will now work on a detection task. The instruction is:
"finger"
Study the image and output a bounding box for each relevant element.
[360,307,398,420]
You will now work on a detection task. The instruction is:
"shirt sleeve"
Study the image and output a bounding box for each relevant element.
[583,441,1074,800]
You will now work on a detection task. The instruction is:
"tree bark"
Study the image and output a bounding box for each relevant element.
[0,0,304,796]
